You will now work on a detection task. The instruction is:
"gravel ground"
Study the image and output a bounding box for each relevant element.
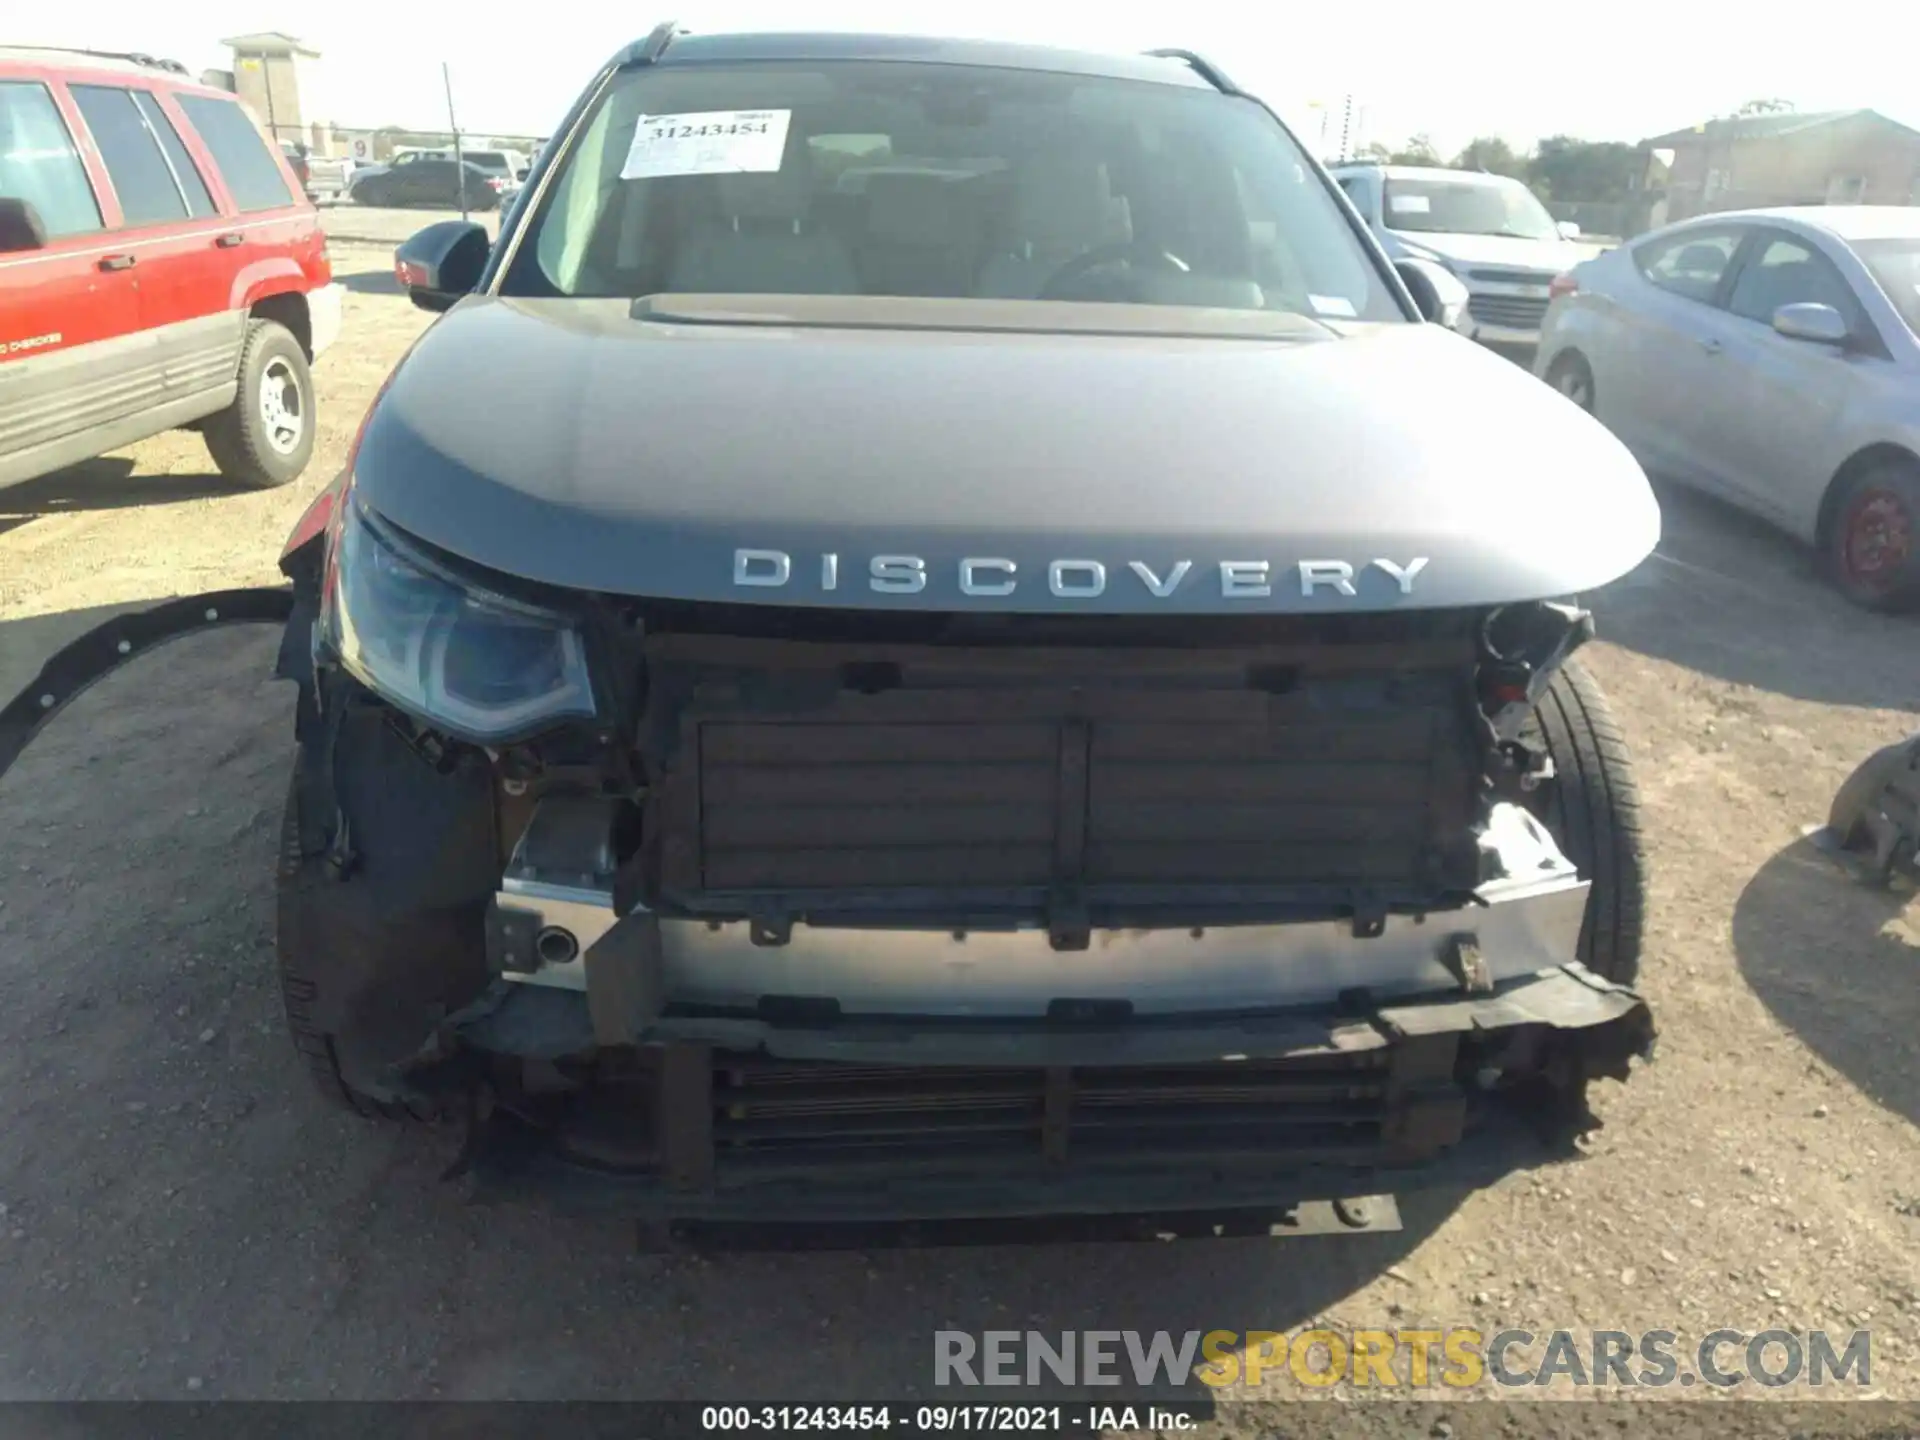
[0,239,1916,1428]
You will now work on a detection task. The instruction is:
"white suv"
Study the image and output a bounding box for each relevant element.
[1331,163,1601,353]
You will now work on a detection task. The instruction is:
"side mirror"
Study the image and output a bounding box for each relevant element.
[1772,302,1850,346]
[0,196,48,254]
[1557,220,1583,240]
[1395,257,1470,330]
[394,220,490,314]
[515,168,530,182]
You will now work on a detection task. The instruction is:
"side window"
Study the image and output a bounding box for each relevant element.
[1726,234,1855,325]
[70,85,188,227]
[131,92,215,218]
[1633,228,1741,304]
[175,94,295,212]
[0,80,102,237]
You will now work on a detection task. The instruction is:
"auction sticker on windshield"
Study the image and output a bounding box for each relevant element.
[621,110,793,178]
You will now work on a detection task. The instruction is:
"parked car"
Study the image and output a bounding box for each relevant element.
[1329,162,1602,355]
[0,46,341,490]
[303,152,356,202]
[342,146,443,197]
[1536,206,1920,611]
[350,152,503,210]
[5,29,1662,1231]
[460,148,529,197]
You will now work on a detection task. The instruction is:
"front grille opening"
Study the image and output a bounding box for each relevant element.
[710,1054,1392,1168]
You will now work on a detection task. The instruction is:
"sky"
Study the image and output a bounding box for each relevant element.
[15,0,1919,158]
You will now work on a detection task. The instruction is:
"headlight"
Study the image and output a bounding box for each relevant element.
[321,498,596,743]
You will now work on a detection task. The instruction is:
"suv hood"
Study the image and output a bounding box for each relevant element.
[1386,230,1603,273]
[354,295,1658,614]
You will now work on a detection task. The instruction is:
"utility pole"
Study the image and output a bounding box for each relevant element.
[1338,94,1354,163]
[443,61,468,222]
[258,57,281,143]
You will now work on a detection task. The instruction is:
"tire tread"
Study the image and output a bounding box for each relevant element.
[1529,660,1647,984]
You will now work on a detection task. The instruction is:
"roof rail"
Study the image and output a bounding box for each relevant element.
[5,44,189,75]
[616,21,684,67]
[1142,48,1239,95]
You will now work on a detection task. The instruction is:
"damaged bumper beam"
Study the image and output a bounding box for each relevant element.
[413,963,1654,1223]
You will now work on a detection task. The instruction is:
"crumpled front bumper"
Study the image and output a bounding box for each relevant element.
[0,590,1657,1229]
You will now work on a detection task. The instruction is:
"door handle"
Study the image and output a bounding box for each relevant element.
[215,232,244,248]
[97,254,135,272]
[1699,337,1723,355]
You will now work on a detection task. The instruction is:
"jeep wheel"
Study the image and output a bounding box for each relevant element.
[205,319,315,490]
[1523,660,1647,985]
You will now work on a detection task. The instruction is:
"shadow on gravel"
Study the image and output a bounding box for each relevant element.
[1589,480,1919,713]
[0,459,231,539]
[1734,833,1920,1126]
[337,268,404,296]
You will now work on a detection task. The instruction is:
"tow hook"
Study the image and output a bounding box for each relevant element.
[0,588,294,784]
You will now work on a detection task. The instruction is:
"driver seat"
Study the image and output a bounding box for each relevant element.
[977,152,1130,300]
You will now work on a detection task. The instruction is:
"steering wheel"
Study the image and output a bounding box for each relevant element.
[1036,242,1192,301]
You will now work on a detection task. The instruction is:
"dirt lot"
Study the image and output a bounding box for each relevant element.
[0,230,1917,1422]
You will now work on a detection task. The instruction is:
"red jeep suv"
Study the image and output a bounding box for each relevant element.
[0,47,342,491]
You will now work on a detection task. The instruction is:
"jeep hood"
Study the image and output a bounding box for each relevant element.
[352,294,1658,614]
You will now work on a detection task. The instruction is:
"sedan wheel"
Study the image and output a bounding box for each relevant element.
[1547,353,1595,413]
[1827,463,1920,613]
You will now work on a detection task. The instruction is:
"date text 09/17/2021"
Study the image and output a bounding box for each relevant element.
[699,1405,1199,1433]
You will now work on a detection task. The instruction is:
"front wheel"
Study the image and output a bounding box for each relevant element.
[204,319,314,490]
[1523,660,1647,985]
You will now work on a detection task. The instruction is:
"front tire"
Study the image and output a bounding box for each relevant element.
[1524,660,1647,985]
[205,319,315,490]
[275,774,433,1118]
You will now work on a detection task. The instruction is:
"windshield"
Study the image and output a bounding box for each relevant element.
[1382,173,1559,242]
[1856,237,1920,337]
[502,60,1401,323]
[467,151,509,170]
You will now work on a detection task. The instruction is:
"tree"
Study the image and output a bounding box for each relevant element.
[1527,135,1641,204]
[1734,98,1795,116]
[1358,134,1439,165]
[1451,136,1528,179]
[1391,133,1441,165]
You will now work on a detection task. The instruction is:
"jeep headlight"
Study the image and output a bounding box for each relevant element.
[321,498,596,743]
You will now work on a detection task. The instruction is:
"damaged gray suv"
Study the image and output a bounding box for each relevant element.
[6,27,1663,1229]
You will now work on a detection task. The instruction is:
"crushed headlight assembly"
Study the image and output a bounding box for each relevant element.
[320,497,596,744]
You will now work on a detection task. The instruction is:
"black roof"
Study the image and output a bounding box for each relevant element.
[615,28,1222,91]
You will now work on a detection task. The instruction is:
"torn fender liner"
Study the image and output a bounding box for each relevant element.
[1807,730,1920,888]
[0,588,295,784]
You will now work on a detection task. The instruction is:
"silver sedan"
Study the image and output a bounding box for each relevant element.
[1535,206,1920,611]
